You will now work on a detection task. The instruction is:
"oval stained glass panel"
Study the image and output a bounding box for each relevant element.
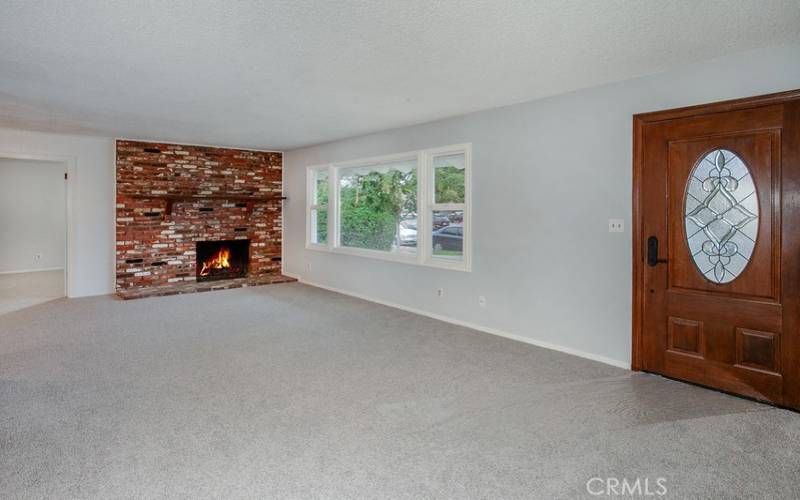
[684,149,758,284]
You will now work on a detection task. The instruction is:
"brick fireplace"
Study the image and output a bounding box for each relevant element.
[115,140,295,299]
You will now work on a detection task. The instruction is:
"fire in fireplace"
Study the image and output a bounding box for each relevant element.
[196,240,250,282]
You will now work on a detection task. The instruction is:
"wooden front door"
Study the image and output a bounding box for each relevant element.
[633,90,800,408]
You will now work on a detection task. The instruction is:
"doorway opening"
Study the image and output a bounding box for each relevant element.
[0,156,69,316]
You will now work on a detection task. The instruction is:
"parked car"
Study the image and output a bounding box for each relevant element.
[432,224,463,252]
[401,217,417,230]
[398,219,417,246]
[433,213,451,229]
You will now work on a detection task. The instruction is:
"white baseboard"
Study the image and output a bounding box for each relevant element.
[283,272,631,370]
[0,267,64,275]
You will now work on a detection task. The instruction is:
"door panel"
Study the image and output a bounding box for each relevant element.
[634,92,800,408]
[667,132,779,299]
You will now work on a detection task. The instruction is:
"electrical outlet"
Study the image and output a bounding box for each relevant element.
[34,253,42,262]
[436,288,444,298]
[608,219,624,233]
[478,295,487,307]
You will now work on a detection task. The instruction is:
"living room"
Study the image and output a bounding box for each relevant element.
[2,2,800,498]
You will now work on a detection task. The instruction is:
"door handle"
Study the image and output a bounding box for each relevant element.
[647,236,668,267]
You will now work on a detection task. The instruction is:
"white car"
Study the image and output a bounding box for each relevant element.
[398,219,417,246]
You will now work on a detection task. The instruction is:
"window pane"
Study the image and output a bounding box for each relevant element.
[685,149,757,284]
[339,160,417,253]
[311,208,327,245]
[431,210,463,260]
[434,153,465,204]
[314,170,329,205]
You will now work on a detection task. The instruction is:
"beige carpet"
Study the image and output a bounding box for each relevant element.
[1,283,799,498]
[0,269,64,316]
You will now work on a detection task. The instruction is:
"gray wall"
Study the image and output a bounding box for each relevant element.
[0,159,66,273]
[284,43,800,367]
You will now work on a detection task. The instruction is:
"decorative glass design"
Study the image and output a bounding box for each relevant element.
[685,149,758,284]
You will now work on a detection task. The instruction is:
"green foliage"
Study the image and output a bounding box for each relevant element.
[313,171,329,244]
[315,209,328,244]
[435,165,465,203]
[341,205,396,250]
[340,168,416,251]
[315,173,329,205]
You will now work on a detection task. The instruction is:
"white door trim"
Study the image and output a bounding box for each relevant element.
[0,151,76,297]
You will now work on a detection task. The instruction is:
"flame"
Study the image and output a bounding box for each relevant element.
[199,247,231,276]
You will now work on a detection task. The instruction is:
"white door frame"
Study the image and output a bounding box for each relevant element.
[0,151,76,297]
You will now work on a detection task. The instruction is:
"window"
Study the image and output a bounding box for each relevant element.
[685,149,757,284]
[307,168,328,246]
[430,151,466,261]
[306,144,471,271]
[338,158,417,255]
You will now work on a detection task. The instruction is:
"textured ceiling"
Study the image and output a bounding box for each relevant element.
[1,1,799,150]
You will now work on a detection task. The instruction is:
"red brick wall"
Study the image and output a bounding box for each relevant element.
[115,140,285,297]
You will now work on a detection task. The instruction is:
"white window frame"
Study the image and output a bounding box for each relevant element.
[306,166,329,250]
[422,144,472,271]
[305,143,472,272]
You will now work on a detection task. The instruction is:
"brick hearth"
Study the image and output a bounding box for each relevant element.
[115,140,295,299]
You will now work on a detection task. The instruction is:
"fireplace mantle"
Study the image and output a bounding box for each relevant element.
[126,193,288,215]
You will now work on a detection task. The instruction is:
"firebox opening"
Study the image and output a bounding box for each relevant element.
[196,240,249,282]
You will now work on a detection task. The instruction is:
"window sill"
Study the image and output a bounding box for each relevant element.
[304,243,471,272]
